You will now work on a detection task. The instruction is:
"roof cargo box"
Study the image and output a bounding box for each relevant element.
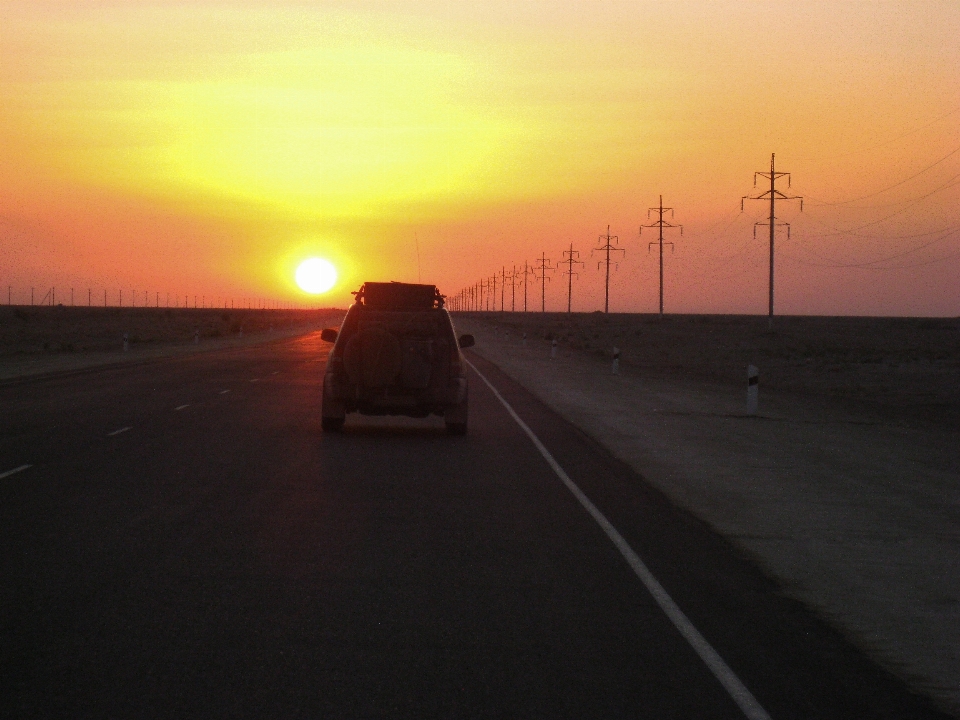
[357,282,443,310]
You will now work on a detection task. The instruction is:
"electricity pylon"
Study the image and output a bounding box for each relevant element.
[640,195,682,317]
[507,265,518,311]
[593,225,624,313]
[561,243,584,313]
[519,261,536,312]
[742,153,803,328]
[534,252,554,312]
[500,266,507,311]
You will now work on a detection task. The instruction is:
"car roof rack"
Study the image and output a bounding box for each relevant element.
[352,282,445,310]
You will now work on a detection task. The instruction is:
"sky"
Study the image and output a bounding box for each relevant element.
[2,0,959,314]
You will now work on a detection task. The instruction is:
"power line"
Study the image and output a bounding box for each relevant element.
[807,171,960,234]
[742,153,803,328]
[791,226,959,269]
[831,104,960,160]
[806,143,960,206]
[592,225,623,313]
[640,195,682,317]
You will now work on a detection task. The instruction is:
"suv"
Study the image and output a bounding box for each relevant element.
[319,282,474,434]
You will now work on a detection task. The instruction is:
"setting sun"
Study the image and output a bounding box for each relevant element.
[295,258,337,294]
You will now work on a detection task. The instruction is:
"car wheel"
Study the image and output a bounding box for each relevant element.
[322,416,345,432]
[444,394,468,435]
[445,419,467,435]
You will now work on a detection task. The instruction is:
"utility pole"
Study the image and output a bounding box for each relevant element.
[561,243,584,313]
[640,195,682,318]
[593,225,624,313]
[500,267,506,311]
[519,261,535,312]
[742,153,803,328]
[491,274,497,312]
[534,252,554,312]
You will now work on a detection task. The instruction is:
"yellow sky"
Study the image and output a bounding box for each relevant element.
[2,1,958,314]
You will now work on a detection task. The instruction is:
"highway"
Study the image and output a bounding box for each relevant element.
[0,332,950,719]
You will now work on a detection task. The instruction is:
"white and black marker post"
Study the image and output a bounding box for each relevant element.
[612,346,620,375]
[522,332,527,347]
[194,328,200,345]
[122,333,129,353]
[747,365,759,415]
[551,338,557,358]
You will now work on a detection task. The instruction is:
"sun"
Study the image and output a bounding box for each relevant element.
[295,258,337,294]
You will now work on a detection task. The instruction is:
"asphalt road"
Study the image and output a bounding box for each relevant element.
[0,332,951,719]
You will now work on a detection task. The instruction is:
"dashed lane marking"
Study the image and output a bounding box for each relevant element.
[466,358,772,720]
[271,371,279,375]
[219,390,230,394]
[106,427,132,437]
[0,464,32,480]
[175,404,190,411]
[250,379,259,383]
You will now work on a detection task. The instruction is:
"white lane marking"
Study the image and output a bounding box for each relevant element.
[219,390,230,394]
[250,378,259,383]
[466,358,772,720]
[175,404,190,411]
[106,426,132,437]
[271,371,279,375]
[0,464,32,480]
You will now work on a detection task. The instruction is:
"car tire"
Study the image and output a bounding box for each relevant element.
[322,416,345,432]
[444,393,468,435]
[445,419,467,435]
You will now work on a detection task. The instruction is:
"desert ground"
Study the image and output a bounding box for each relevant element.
[456,312,960,429]
[0,306,346,381]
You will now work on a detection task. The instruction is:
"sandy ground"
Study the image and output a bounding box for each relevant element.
[0,307,345,382]
[457,313,960,715]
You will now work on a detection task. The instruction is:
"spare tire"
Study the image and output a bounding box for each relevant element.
[343,327,403,387]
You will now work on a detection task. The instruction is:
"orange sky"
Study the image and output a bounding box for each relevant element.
[2,1,959,314]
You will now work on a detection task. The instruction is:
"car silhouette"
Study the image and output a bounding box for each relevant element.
[319,282,474,434]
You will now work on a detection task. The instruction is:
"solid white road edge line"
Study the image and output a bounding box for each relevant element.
[0,464,32,480]
[466,358,772,720]
[106,427,132,437]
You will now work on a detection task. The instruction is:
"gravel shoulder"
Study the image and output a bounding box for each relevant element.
[458,313,960,716]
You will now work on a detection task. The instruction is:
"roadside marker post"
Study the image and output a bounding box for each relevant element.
[551,339,557,358]
[522,332,527,347]
[122,333,129,353]
[194,328,200,345]
[747,365,759,415]
[612,347,620,375]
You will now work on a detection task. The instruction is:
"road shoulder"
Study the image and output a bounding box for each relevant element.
[460,317,960,716]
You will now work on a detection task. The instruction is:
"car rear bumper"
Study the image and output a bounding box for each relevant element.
[324,372,467,415]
